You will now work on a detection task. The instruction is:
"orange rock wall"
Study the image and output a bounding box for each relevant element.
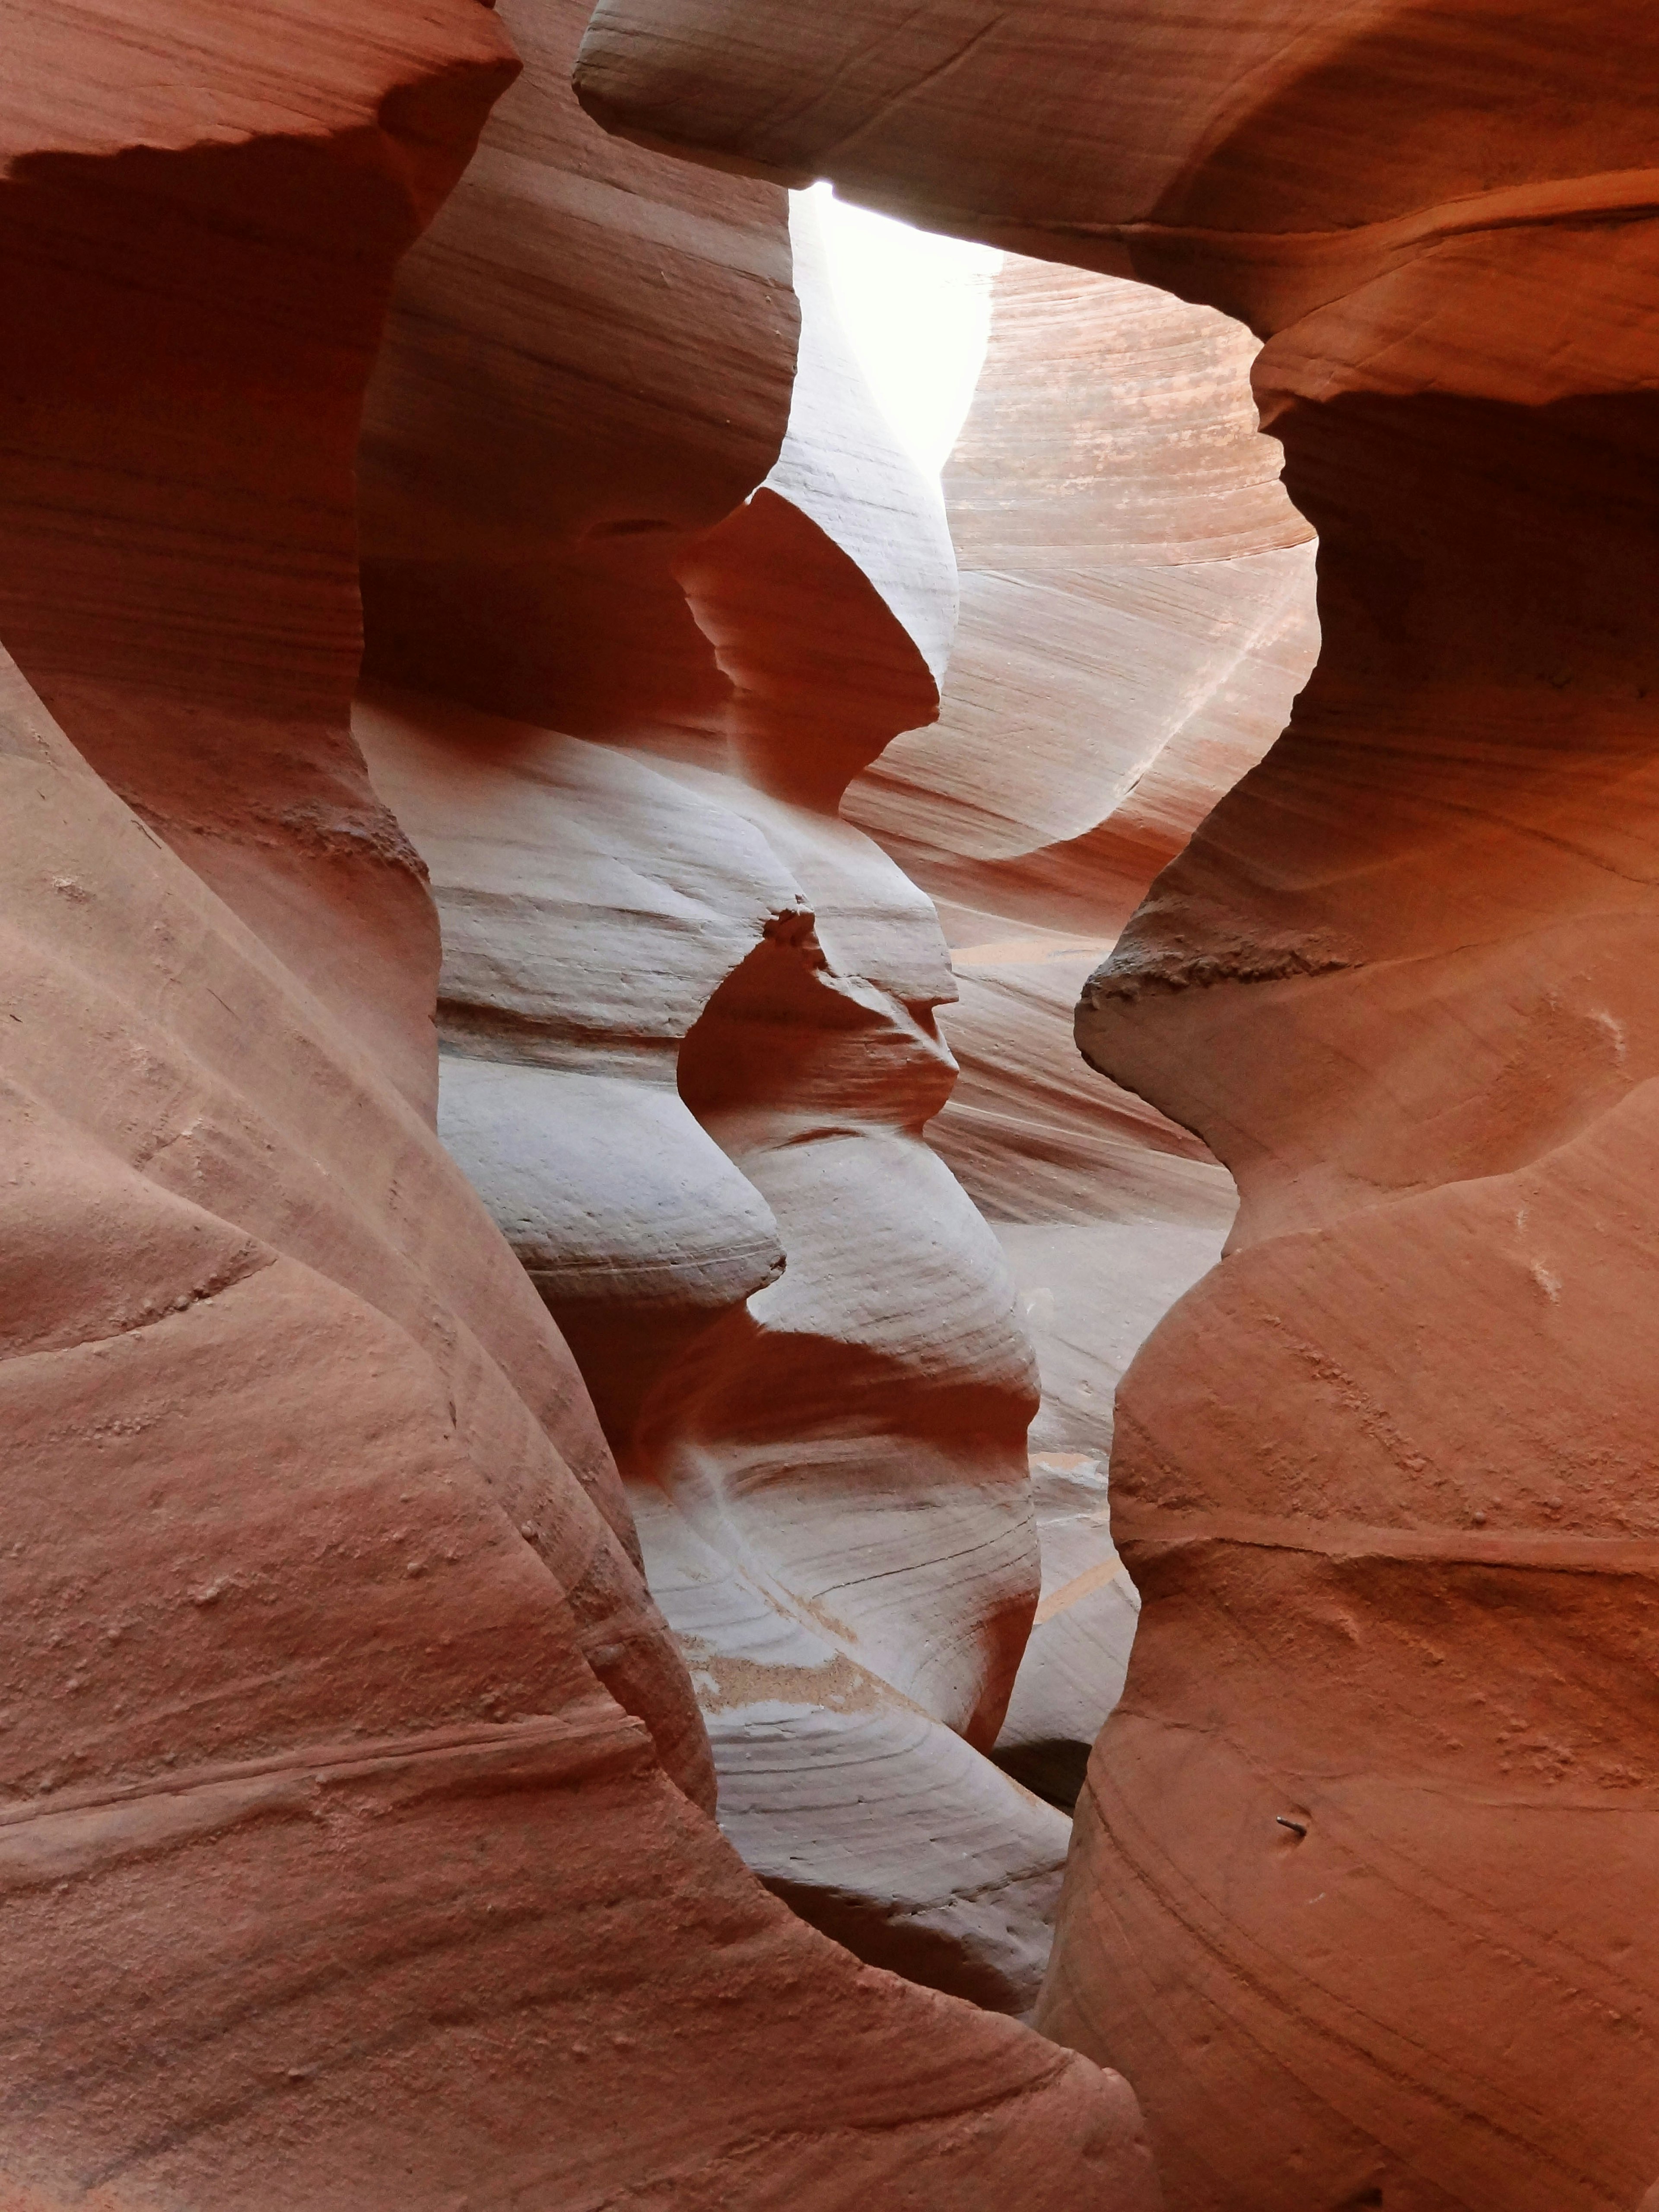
[356,0,1081,2019]
[577,3,1659,2206]
[0,4,1165,2204]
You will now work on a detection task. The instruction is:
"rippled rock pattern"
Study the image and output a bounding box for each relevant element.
[353,0,1080,2012]
[0,4,1167,2205]
[579,2,1659,2206]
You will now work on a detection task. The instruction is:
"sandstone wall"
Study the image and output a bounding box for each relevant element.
[355,0,1078,2022]
[577,4,1659,2206]
[0,5,1166,2204]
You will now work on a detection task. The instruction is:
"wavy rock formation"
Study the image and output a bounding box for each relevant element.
[0,6,1166,2204]
[580,5,1659,2207]
[0,660,1148,2211]
[838,250,1315,1812]
[355,0,1071,2017]
[848,252,1316,945]
[0,0,523,1116]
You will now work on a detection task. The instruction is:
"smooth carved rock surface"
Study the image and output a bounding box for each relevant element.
[0,0,522,1118]
[354,1,1071,2020]
[838,247,1311,1817]
[573,3,1659,2207]
[0,6,1168,2204]
[0,661,1151,2212]
[847,252,1317,944]
[358,692,1072,2015]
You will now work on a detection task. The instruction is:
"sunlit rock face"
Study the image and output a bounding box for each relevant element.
[0,4,1170,2206]
[355,0,1077,2023]
[578,3,1659,2207]
[839,248,1316,1819]
[848,253,1316,945]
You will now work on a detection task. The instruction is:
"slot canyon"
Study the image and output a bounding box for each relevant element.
[2,3,1655,2209]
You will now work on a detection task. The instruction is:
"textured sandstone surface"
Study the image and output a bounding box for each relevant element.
[0,5,1170,2204]
[847,252,1317,944]
[838,246,1313,1816]
[355,0,1071,2018]
[0,0,523,1116]
[0,666,1154,2212]
[573,3,1659,2206]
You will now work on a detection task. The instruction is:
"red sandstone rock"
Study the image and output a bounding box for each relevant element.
[833,247,1312,1815]
[0,0,521,1116]
[355,129,1072,2008]
[0,667,1154,2212]
[574,3,1659,2205]
[0,5,1165,2202]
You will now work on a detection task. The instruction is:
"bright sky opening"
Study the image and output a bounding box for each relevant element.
[803,181,1003,483]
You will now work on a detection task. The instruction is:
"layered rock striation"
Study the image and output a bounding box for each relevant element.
[355,0,1072,2018]
[0,4,1167,2203]
[842,248,1316,1815]
[0,646,1151,2209]
[579,4,1659,2207]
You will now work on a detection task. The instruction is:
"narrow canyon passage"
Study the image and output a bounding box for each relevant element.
[347,0,1319,2027]
[847,248,1318,1816]
[0,6,1152,2203]
[10,6,1656,2210]
[578,2,1659,2205]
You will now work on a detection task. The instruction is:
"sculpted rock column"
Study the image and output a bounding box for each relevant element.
[577,4,1659,2205]
[356,0,1072,2015]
